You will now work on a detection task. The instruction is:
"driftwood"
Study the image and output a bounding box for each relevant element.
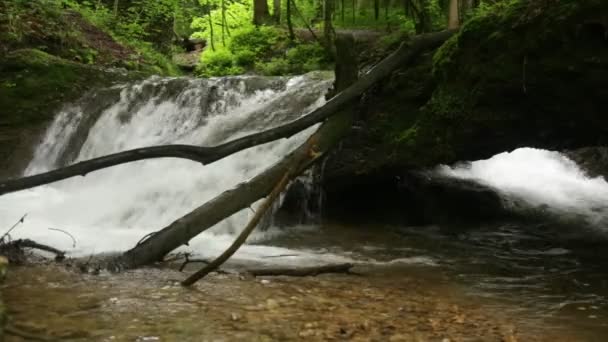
[247,263,354,277]
[0,238,65,266]
[2,239,66,261]
[0,30,454,197]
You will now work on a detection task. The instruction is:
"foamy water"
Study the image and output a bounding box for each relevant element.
[438,148,608,226]
[0,74,350,265]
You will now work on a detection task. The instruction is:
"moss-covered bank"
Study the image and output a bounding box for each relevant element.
[323,0,608,220]
[326,0,608,180]
[0,49,144,178]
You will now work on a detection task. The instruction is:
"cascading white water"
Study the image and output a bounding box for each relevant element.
[0,73,353,265]
[438,147,608,226]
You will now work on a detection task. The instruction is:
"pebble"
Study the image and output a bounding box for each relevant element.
[266,299,279,309]
[260,279,271,285]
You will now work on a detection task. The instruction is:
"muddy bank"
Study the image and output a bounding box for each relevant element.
[3,263,583,341]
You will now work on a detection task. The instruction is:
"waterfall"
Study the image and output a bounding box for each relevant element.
[0,73,339,262]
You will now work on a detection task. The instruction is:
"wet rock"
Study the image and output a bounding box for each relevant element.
[564,146,608,179]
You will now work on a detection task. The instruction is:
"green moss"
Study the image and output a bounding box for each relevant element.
[0,49,136,127]
[361,0,608,171]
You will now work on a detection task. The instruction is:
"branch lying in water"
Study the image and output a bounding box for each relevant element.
[0,30,454,197]
[247,263,355,277]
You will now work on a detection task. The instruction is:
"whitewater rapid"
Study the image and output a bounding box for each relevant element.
[0,74,356,265]
[439,148,608,226]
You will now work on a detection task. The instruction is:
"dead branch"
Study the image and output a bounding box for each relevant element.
[3,239,66,261]
[48,228,76,248]
[247,263,354,277]
[0,30,454,197]
[182,169,294,286]
[0,213,27,242]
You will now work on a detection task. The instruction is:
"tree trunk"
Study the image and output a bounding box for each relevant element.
[287,0,295,41]
[254,0,271,25]
[221,0,226,46]
[274,0,281,23]
[323,0,335,52]
[448,0,459,29]
[208,5,216,51]
[374,0,380,20]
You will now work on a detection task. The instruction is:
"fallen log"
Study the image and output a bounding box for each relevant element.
[0,30,454,197]
[0,239,66,263]
[247,263,354,277]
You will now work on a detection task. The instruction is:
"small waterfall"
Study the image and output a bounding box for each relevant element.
[438,147,608,227]
[0,73,335,259]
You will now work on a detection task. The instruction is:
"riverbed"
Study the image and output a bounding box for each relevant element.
[4,222,608,341]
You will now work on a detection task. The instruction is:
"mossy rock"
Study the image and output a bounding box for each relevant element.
[0,49,145,177]
[396,0,608,167]
[326,0,608,188]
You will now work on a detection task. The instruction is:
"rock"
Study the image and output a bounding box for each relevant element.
[564,146,608,179]
[265,299,279,310]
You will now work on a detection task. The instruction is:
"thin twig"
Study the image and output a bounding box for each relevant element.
[48,228,77,248]
[1,213,27,242]
[182,171,293,286]
[261,254,300,258]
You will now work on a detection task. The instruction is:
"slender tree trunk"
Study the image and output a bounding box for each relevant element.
[113,0,119,17]
[254,0,271,25]
[208,5,216,51]
[384,0,389,30]
[221,0,226,46]
[448,0,459,29]
[287,0,295,41]
[274,0,281,23]
[323,0,335,50]
[374,0,380,20]
[223,13,231,37]
[341,0,345,23]
[352,0,356,23]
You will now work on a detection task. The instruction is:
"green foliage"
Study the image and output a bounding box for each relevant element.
[255,57,290,76]
[197,48,244,76]
[195,24,329,77]
[229,26,284,56]
[234,50,256,67]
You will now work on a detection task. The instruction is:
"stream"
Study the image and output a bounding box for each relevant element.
[2,74,608,341]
